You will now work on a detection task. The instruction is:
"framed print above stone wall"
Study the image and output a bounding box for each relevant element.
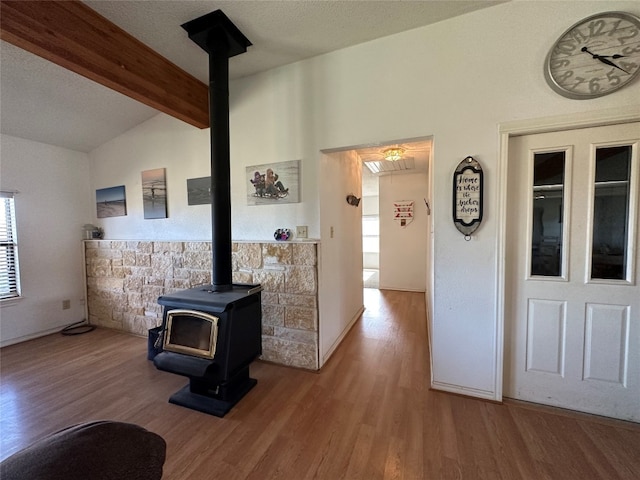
[187,176,211,205]
[246,160,300,206]
[96,185,127,218]
[142,168,167,219]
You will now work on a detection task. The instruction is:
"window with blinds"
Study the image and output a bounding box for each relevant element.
[0,192,20,299]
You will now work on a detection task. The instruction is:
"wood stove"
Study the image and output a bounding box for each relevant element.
[154,284,262,417]
[152,11,260,417]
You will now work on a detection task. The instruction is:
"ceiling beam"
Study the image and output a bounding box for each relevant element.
[0,0,209,129]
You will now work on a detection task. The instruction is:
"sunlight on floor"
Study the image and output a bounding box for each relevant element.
[363,269,379,289]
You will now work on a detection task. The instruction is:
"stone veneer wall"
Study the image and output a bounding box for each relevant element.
[84,240,319,370]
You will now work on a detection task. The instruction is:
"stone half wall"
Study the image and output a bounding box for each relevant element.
[84,240,319,370]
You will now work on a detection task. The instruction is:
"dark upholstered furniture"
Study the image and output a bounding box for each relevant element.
[0,420,166,480]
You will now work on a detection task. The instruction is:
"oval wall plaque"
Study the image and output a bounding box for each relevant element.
[453,156,483,238]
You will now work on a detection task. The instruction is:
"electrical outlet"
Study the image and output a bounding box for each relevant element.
[296,225,308,238]
[62,299,71,310]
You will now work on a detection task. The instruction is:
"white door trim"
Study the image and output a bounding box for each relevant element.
[495,105,640,402]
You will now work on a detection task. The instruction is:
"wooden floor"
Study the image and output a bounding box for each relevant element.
[1,289,639,479]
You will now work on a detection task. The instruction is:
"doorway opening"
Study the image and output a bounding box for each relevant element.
[362,170,380,289]
[353,138,432,294]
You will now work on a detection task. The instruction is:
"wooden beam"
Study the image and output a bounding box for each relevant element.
[0,0,209,129]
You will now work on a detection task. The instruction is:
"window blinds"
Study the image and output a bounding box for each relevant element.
[0,191,19,299]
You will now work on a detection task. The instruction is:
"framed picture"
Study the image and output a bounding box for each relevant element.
[142,168,167,219]
[187,176,211,205]
[96,185,127,218]
[246,160,300,206]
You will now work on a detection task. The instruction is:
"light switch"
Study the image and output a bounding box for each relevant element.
[296,226,308,238]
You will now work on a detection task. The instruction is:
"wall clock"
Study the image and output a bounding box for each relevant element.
[544,11,640,99]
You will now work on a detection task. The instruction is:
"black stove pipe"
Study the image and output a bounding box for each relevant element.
[208,32,232,289]
[182,11,252,291]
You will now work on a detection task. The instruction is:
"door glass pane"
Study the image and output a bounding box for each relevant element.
[591,146,632,280]
[531,151,565,277]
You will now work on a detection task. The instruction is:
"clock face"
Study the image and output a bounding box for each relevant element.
[545,11,640,99]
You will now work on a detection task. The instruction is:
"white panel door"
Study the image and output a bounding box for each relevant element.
[505,122,640,422]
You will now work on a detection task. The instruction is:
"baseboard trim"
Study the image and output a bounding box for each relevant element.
[320,305,365,367]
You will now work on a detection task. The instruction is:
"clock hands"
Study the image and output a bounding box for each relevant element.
[581,47,629,74]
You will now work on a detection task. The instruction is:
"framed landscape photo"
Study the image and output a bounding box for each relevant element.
[96,185,127,218]
[142,168,168,219]
[187,176,211,205]
[246,160,300,206]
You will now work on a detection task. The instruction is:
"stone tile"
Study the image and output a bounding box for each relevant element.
[151,252,173,277]
[262,243,292,265]
[234,243,262,269]
[137,242,153,253]
[232,271,253,284]
[122,250,136,266]
[153,242,172,253]
[92,277,124,291]
[273,326,317,345]
[261,292,279,305]
[112,266,126,279]
[183,251,211,269]
[142,285,165,304]
[253,270,285,293]
[165,279,191,290]
[189,270,211,286]
[262,304,285,326]
[261,337,317,370]
[279,293,316,308]
[87,258,111,277]
[285,306,317,330]
[136,253,151,267]
[124,276,143,292]
[293,243,317,266]
[184,242,210,251]
[128,292,143,308]
[285,266,317,294]
[145,277,165,287]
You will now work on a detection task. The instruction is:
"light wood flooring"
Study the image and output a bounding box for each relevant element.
[1,289,639,479]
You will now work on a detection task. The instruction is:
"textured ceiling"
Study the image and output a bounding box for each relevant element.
[0,1,505,153]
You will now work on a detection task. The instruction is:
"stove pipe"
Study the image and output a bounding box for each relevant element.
[182,11,252,291]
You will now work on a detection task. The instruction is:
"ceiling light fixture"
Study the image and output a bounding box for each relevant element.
[383,147,404,161]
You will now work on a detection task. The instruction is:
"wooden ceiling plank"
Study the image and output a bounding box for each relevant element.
[0,0,209,129]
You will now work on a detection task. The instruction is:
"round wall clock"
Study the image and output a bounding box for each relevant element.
[544,11,640,99]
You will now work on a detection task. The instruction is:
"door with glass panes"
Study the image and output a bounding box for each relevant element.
[504,122,640,422]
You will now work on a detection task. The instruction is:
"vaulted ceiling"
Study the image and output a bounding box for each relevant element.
[0,0,506,153]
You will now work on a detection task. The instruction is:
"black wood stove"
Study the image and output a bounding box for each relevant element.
[154,284,262,417]
[152,11,261,417]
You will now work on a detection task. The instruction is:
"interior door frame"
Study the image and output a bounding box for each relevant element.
[495,105,640,401]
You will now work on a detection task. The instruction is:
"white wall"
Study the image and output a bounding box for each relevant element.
[89,115,212,240]
[0,135,92,346]
[318,150,364,365]
[84,1,640,399]
[379,173,428,291]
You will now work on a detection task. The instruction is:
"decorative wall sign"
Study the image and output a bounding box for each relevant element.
[394,200,414,227]
[246,160,300,206]
[453,156,483,239]
[96,185,127,218]
[142,168,168,219]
